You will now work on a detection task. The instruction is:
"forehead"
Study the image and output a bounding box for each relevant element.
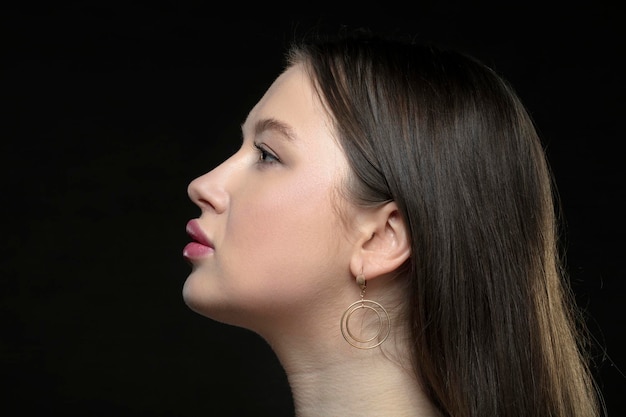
[242,64,334,144]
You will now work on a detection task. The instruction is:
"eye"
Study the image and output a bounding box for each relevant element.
[254,142,280,164]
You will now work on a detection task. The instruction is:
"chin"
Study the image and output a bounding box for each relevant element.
[181,275,247,328]
[182,274,216,316]
[182,275,216,312]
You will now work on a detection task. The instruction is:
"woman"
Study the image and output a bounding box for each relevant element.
[182,30,602,417]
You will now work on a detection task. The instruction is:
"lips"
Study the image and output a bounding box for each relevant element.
[183,219,215,260]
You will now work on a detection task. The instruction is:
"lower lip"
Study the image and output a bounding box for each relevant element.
[183,242,214,260]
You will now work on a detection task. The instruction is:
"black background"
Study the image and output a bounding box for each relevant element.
[2,3,625,416]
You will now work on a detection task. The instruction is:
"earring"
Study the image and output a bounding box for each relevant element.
[340,273,390,349]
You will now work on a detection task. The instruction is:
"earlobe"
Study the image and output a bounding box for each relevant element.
[349,202,411,281]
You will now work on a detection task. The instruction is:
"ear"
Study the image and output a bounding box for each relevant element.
[349,201,411,281]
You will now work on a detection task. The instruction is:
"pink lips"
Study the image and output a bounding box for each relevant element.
[183,219,215,260]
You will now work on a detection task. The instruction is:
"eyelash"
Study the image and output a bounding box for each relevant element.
[253,142,280,164]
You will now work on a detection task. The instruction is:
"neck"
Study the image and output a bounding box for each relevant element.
[268,334,440,417]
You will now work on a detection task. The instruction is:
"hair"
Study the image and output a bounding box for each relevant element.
[287,30,601,417]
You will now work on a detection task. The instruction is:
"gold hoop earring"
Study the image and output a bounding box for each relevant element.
[340,274,390,349]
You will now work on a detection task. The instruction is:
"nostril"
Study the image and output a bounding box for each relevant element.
[187,153,237,214]
[187,177,228,214]
[206,189,228,214]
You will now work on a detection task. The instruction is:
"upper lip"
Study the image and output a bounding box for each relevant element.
[186,219,214,248]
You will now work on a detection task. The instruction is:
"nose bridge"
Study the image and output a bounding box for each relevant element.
[188,153,239,213]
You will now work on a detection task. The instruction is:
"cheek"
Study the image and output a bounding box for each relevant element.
[227,177,343,287]
[238,182,331,245]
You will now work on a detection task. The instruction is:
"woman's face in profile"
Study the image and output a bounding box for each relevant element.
[183,64,357,333]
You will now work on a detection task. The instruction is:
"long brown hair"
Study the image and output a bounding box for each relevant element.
[288,31,601,417]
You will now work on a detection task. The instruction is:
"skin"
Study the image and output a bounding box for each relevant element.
[184,64,439,416]
[184,64,355,339]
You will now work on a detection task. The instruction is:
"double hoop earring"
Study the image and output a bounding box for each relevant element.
[340,273,390,349]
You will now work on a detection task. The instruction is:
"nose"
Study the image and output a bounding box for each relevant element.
[187,157,234,214]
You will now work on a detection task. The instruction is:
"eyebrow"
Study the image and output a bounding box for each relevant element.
[245,118,299,142]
